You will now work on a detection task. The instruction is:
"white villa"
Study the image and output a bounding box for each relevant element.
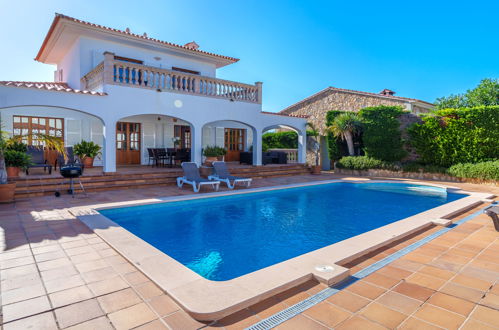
[0,14,307,173]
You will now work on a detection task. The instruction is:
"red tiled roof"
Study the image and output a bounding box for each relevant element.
[280,86,434,113]
[35,14,239,64]
[0,81,107,96]
[261,111,308,118]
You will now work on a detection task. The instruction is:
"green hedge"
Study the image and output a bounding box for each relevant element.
[335,156,390,170]
[408,106,499,167]
[359,106,407,161]
[448,160,499,181]
[262,131,298,150]
[325,110,347,160]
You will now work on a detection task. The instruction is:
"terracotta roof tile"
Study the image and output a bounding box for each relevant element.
[0,81,107,96]
[36,14,239,63]
[261,111,308,118]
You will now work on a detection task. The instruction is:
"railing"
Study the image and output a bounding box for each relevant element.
[81,53,262,103]
[268,148,298,163]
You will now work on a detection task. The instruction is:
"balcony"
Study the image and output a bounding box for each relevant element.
[81,52,262,103]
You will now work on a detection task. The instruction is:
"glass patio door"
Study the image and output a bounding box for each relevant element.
[116,122,141,165]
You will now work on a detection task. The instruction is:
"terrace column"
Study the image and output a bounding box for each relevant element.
[191,124,203,166]
[252,129,262,166]
[103,120,117,173]
[298,128,307,164]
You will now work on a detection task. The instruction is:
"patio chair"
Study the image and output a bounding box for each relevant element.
[26,146,53,175]
[147,148,155,166]
[484,205,499,231]
[153,148,168,167]
[177,162,220,193]
[208,161,252,189]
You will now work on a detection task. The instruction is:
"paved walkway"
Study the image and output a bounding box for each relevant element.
[0,174,497,329]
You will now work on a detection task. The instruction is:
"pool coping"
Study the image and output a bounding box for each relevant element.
[72,179,494,321]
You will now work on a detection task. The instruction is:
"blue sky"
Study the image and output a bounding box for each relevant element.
[0,0,497,111]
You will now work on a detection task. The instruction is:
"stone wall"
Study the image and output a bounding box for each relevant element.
[398,113,423,161]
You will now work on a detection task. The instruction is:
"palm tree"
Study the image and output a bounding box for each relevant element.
[328,112,362,156]
[306,122,320,166]
[0,121,65,184]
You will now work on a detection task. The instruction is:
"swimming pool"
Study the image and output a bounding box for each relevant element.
[99,182,465,281]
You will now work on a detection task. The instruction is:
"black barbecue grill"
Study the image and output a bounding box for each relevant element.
[55,165,87,198]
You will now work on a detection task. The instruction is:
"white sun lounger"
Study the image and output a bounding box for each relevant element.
[208,161,252,189]
[177,162,220,193]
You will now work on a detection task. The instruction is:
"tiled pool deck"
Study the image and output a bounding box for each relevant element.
[0,173,498,329]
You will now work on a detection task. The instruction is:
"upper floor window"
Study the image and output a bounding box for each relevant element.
[114,55,143,65]
[172,67,200,75]
[13,116,64,146]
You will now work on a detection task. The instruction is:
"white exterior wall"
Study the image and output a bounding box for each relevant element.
[78,37,217,79]
[58,41,81,88]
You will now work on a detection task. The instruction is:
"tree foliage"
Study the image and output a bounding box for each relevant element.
[262,131,298,150]
[435,78,499,109]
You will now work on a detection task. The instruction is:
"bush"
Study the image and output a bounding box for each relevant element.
[4,150,31,169]
[408,106,499,167]
[359,106,407,161]
[336,156,388,170]
[262,131,298,150]
[6,140,27,152]
[400,162,448,174]
[203,146,226,157]
[74,141,102,159]
[326,110,348,160]
[448,160,499,181]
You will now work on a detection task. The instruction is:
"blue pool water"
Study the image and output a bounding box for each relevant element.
[99,182,464,281]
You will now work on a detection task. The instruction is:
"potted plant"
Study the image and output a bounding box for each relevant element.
[4,150,31,178]
[307,123,321,174]
[172,137,181,149]
[203,146,226,166]
[74,140,101,168]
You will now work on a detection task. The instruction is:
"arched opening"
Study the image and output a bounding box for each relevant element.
[0,105,105,166]
[261,124,303,164]
[116,114,194,166]
[201,120,256,164]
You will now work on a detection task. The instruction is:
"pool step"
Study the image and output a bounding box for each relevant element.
[13,165,311,198]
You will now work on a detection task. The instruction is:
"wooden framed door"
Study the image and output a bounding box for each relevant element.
[224,128,245,161]
[116,122,141,165]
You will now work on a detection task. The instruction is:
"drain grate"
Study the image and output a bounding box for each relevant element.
[246,204,492,330]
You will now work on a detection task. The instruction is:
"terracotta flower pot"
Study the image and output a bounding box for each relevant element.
[0,182,16,203]
[311,165,322,175]
[6,167,20,178]
[203,156,217,167]
[82,157,94,168]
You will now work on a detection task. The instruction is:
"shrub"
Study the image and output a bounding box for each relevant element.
[203,146,226,157]
[359,105,407,161]
[336,156,386,170]
[6,140,27,152]
[325,110,347,160]
[408,106,499,167]
[262,131,298,150]
[400,162,448,174]
[4,150,31,169]
[73,141,102,159]
[448,160,499,181]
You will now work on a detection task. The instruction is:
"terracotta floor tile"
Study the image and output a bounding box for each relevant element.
[389,258,424,272]
[451,274,493,292]
[80,266,119,283]
[398,316,442,330]
[148,294,180,317]
[88,275,129,296]
[480,292,499,310]
[460,318,497,330]
[124,271,150,285]
[108,302,157,330]
[392,281,435,301]
[375,265,413,281]
[65,316,114,330]
[163,310,209,330]
[44,273,85,293]
[276,288,310,306]
[327,290,371,312]
[54,298,104,328]
[2,295,52,323]
[248,296,288,319]
[402,252,436,264]
[3,311,58,330]
[133,319,169,330]
[363,272,400,289]
[0,263,38,280]
[40,265,78,281]
[335,315,386,330]
[49,285,94,308]
[439,282,484,303]
[414,303,466,329]
[216,308,260,329]
[418,265,455,280]
[405,272,446,290]
[360,302,407,328]
[375,291,422,315]
[346,281,386,300]
[275,314,328,330]
[303,301,351,327]
[1,272,42,291]
[97,288,142,313]
[1,282,46,305]
[427,292,475,316]
[469,305,499,327]
[134,281,164,299]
